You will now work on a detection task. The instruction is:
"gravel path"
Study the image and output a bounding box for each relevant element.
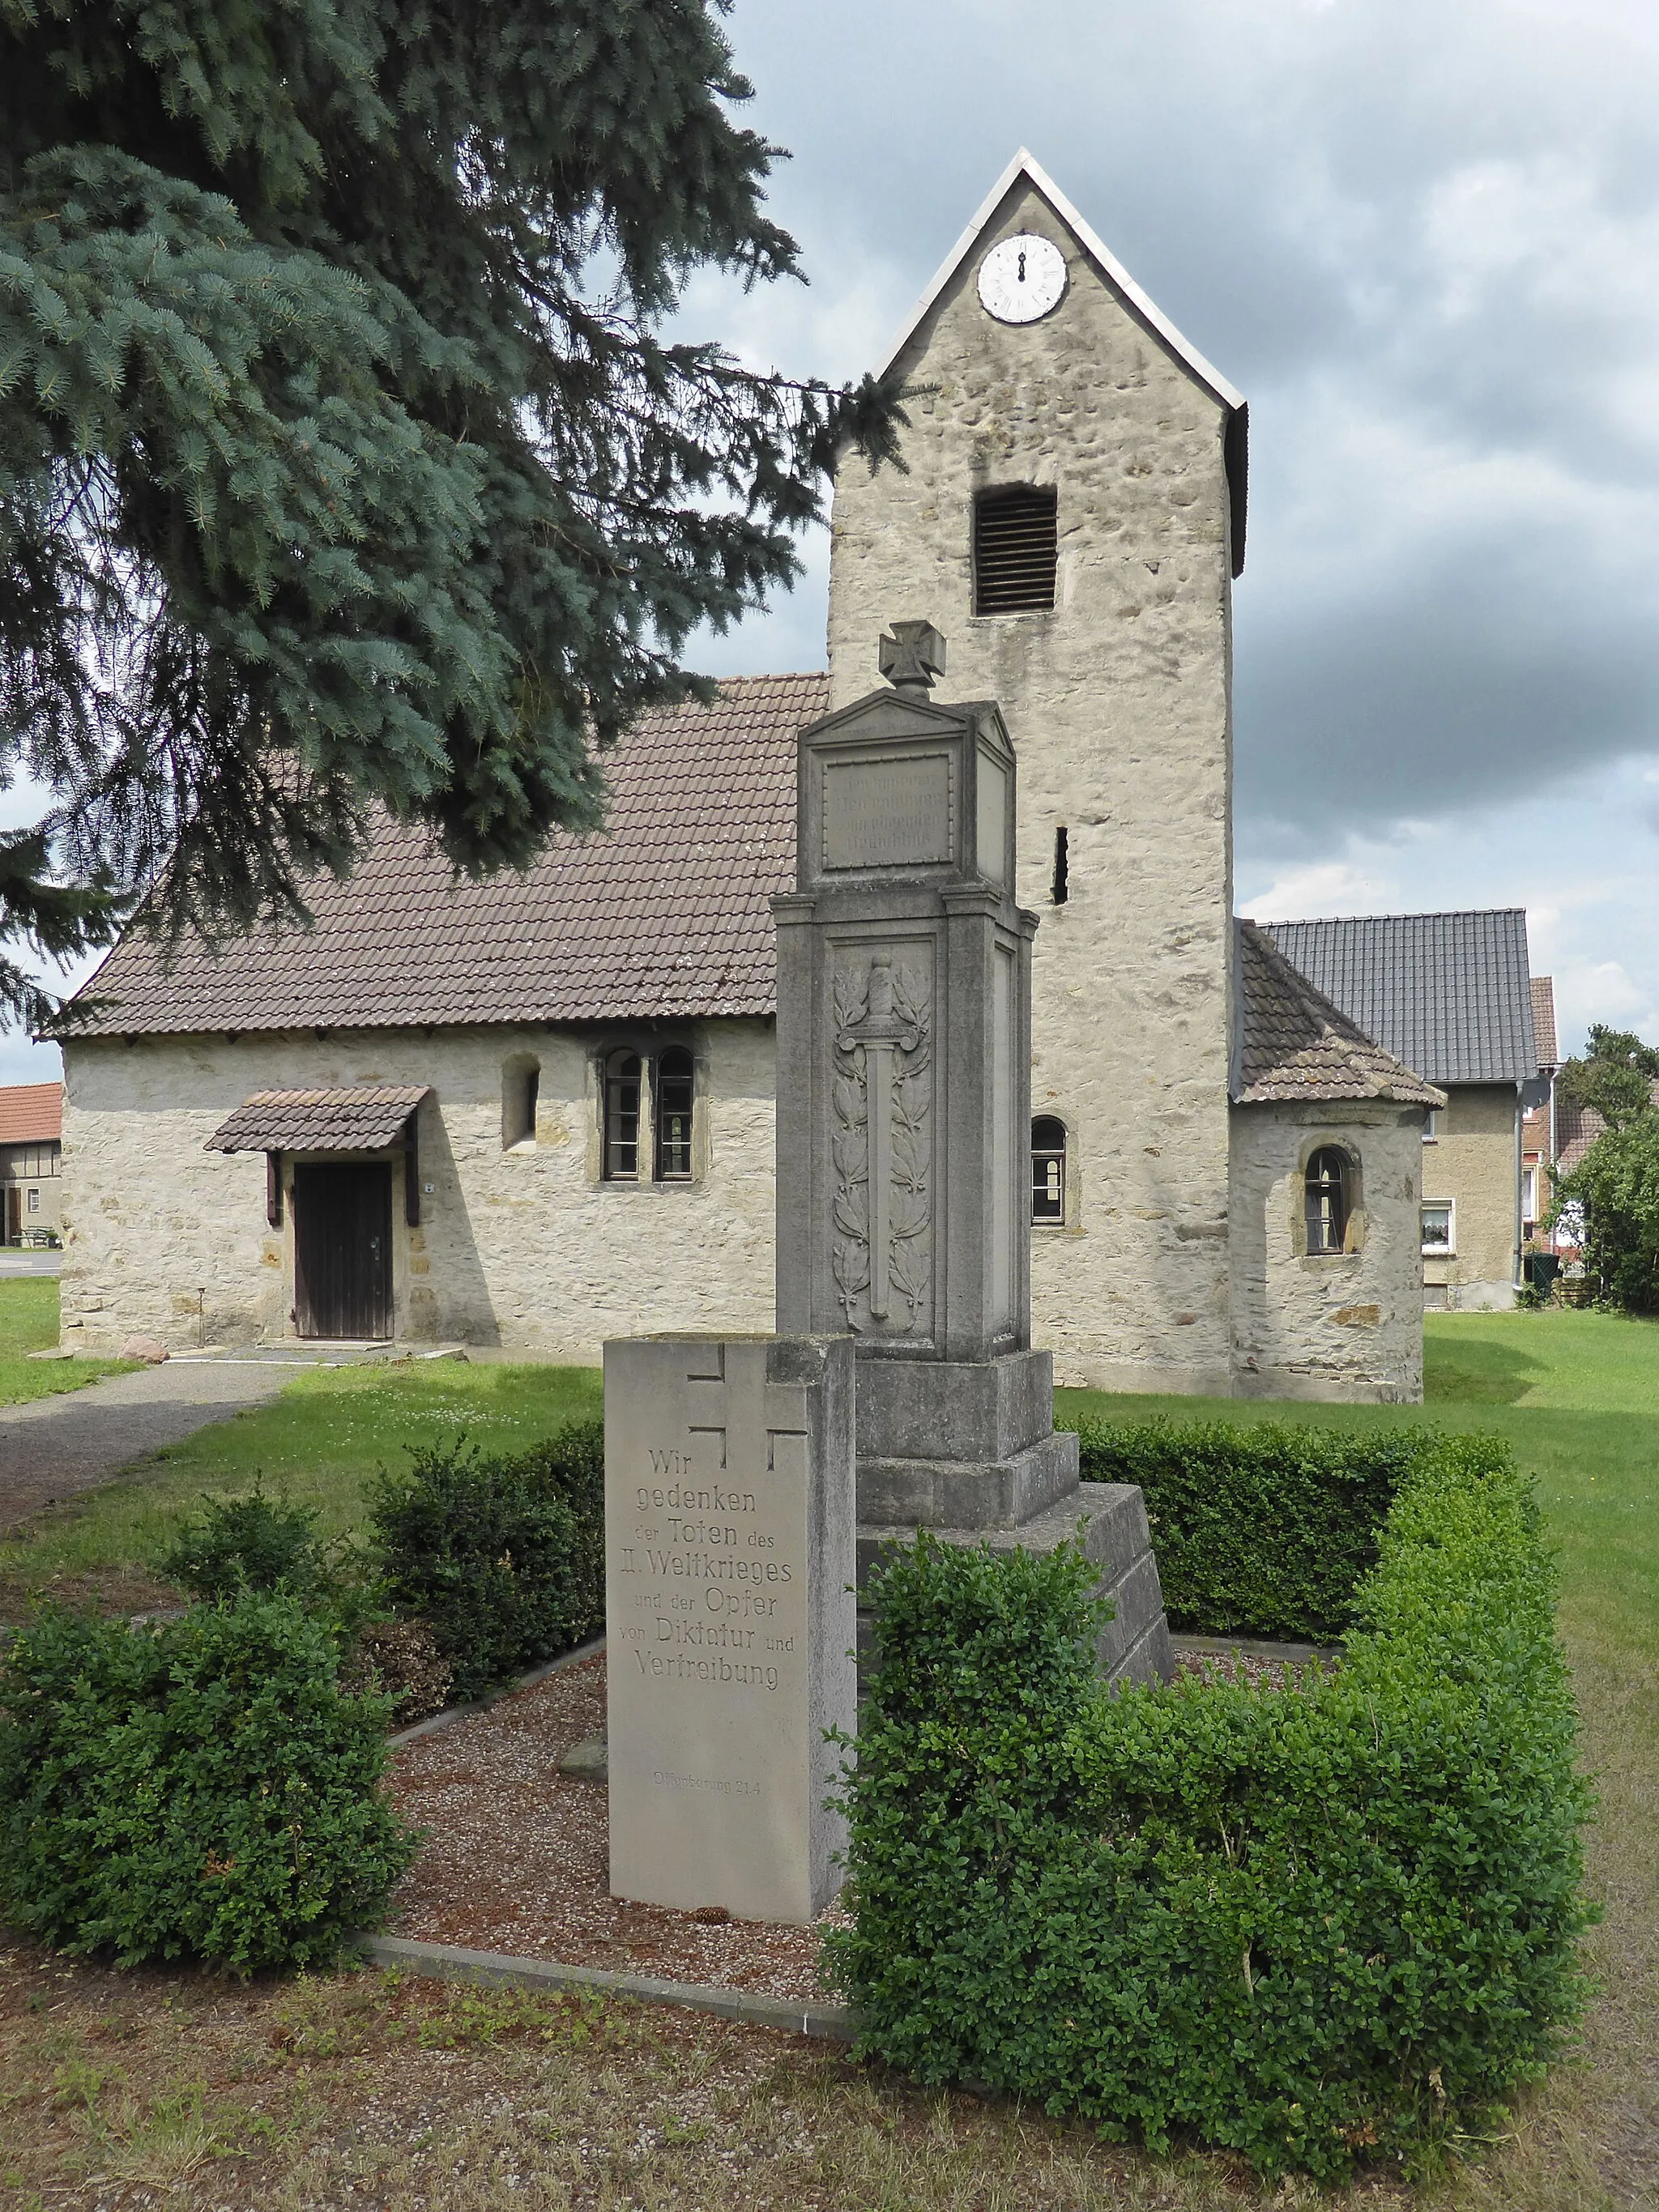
[0,1349,383,1532]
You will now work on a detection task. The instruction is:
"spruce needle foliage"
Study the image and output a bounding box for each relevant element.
[0,0,905,1021]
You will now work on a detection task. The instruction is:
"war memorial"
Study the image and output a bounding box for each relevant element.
[604,624,1171,1923]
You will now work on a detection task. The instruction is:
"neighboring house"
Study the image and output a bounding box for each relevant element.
[1260,912,1543,1311]
[1522,976,1559,1247]
[0,1081,62,1243]
[50,151,1438,1400]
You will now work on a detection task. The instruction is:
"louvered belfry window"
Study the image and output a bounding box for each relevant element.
[974,485,1058,615]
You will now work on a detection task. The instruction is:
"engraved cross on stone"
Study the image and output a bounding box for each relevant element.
[838,957,920,1322]
[682,1343,808,1485]
[877,620,947,693]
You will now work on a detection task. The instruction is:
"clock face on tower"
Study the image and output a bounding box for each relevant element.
[976,233,1068,325]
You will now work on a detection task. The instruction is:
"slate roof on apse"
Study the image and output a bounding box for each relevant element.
[207,1086,430,1153]
[0,1083,62,1144]
[1260,910,1538,1088]
[57,676,827,1038]
[1233,923,1444,1107]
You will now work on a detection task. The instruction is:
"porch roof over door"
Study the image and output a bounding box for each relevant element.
[206,1086,429,1153]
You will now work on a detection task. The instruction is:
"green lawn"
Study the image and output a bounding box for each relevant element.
[0,1350,603,1606]
[0,1277,129,1408]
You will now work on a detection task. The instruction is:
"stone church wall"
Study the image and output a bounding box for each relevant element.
[1227,1102,1425,1402]
[827,176,1237,1392]
[60,1024,778,1358]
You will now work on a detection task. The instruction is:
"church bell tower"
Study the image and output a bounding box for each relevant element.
[826,151,1247,1392]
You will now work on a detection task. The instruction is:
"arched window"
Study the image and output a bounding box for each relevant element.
[501,1055,539,1150]
[1031,1116,1067,1224]
[1304,1148,1350,1255]
[655,1046,695,1180]
[603,1050,642,1181]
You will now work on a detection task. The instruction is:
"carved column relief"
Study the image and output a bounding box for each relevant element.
[830,953,933,1334]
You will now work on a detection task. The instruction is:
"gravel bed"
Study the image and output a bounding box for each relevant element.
[386,1639,1329,2001]
[386,1652,845,2004]
[1171,1643,1335,1691]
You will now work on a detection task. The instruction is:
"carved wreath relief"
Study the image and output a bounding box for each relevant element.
[830,954,932,1333]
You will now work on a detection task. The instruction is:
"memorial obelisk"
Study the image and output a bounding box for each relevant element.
[772,622,1173,1681]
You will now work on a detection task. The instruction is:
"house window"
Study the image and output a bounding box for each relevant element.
[974,485,1059,615]
[1031,1117,1067,1224]
[1422,1201,1455,1256]
[1521,1165,1539,1234]
[603,1051,642,1181]
[1304,1148,1350,1255]
[655,1047,695,1181]
[1422,1109,1439,1142]
[26,1187,38,1213]
[501,1055,540,1150]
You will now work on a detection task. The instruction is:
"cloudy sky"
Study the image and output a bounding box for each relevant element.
[7,0,1657,1080]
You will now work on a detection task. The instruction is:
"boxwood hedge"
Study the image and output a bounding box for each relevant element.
[0,1595,415,1972]
[1060,1415,1434,1641]
[369,1417,603,1700]
[828,1432,1595,2178]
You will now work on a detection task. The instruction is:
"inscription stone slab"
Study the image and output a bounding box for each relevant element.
[605,1333,856,1924]
[822,752,954,871]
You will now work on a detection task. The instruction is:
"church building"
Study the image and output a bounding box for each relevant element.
[52,153,1443,1401]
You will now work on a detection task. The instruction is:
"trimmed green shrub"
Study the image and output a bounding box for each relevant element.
[369,1417,603,1700]
[160,1481,329,1600]
[828,1434,1595,2179]
[1062,1417,1434,1639]
[0,1596,416,1972]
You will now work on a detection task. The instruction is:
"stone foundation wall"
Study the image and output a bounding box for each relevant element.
[1228,1102,1425,1403]
[60,1024,778,1358]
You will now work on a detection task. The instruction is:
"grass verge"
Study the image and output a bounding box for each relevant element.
[0,1353,603,1625]
[0,1278,129,1409]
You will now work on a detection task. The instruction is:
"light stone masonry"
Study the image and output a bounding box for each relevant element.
[61,1025,778,1357]
[828,175,1238,1392]
[1228,1103,1426,1402]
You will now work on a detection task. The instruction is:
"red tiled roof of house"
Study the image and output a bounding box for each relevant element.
[1530,975,1558,1068]
[1555,1080,1659,1174]
[55,676,828,1038]
[0,1082,62,1144]
[1233,923,1445,1107]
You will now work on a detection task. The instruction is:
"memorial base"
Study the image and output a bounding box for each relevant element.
[851,1349,1174,1690]
[855,1482,1174,1688]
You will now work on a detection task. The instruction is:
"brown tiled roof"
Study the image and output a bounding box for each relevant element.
[207,1086,429,1153]
[1554,1080,1659,1174]
[1235,922,1445,1107]
[1530,975,1558,1068]
[0,1082,62,1144]
[58,676,828,1039]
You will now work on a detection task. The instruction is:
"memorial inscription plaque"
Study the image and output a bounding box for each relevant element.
[822,752,953,871]
[605,1333,855,1925]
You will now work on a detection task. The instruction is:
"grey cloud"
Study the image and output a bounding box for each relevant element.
[705,0,1659,848]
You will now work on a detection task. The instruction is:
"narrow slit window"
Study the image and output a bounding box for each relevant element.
[655,1046,695,1181]
[1031,1117,1067,1224]
[1051,825,1069,905]
[974,485,1058,616]
[1304,1148,1350,1255]
[603,1051,642,1181]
